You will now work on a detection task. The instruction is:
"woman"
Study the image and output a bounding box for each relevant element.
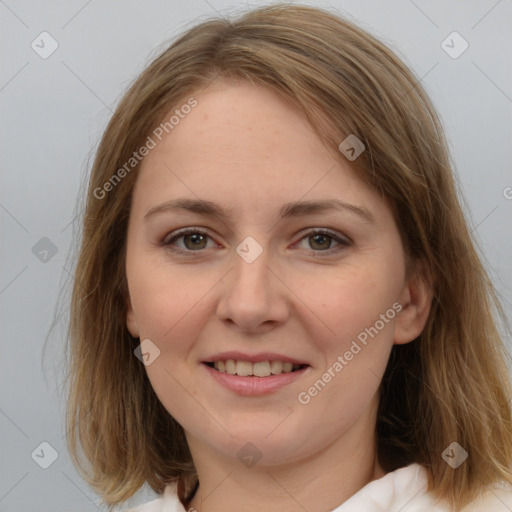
[65,4,512,511]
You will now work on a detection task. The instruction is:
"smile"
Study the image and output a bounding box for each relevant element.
[204,359,306,377]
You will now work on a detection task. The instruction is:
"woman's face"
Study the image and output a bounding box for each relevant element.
[125,79,428,467]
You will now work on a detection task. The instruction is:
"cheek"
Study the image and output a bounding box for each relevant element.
[297,267,398,422]
[128,255,211,342]
[314,264,401,349]
[128,261,214,404]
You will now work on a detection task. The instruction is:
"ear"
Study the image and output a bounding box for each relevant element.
[394,262,433,345]
[126,294,140,338]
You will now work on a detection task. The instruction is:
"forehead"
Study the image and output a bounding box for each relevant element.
[130,80,381,220]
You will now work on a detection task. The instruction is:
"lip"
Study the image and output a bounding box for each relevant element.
[202,351,309,365]
[202,362,311,396]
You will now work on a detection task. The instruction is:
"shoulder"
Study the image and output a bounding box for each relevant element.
[124,482,186,512]
[459,481,512,512]
[122,468,512,512]
[339,464,512,512]
[395,465,512,512]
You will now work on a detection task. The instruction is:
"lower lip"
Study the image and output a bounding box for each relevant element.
[202,363,310,396]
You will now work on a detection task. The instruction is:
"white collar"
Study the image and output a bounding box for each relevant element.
[331,463,431,511]
[130,462,512,511]
[159,463,434,511]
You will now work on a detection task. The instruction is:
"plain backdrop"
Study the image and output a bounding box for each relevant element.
[1,0,511,510]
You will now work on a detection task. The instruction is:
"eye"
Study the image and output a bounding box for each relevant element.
[162,228,214,253]
[161,227,351,256]
[293,229,351,254]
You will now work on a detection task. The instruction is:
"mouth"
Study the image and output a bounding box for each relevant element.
[202,360,309,377]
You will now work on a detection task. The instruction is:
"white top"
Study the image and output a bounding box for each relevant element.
[125,463,512,511]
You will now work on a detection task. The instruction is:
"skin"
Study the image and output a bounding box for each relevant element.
[125,78,432,512]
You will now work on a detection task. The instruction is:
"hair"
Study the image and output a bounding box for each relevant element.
[64,3,512,511]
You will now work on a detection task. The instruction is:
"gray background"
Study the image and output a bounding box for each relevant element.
[1,0,511,511]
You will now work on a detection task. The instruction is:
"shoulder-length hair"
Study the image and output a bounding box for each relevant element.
[65,4,512,510]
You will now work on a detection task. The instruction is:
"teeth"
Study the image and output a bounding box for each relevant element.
[212,359,302,377]
[225,359,236,375]
[270,360,283,374]
[236,360,252,376]
[283,362,293,372]
[253,361,271,377]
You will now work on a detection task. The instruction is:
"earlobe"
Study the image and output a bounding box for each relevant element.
[394,267,433,345]
[126,295,140,338]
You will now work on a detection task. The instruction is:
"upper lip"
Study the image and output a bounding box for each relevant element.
[203,351,309,365]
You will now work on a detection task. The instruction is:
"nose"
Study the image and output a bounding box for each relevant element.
[215,241,290,333]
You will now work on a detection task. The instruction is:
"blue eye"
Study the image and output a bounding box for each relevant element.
[162,228,351,256]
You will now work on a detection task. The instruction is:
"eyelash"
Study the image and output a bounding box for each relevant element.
[161,227,351,257]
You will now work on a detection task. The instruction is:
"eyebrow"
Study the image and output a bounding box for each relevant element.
[143,198,375,223]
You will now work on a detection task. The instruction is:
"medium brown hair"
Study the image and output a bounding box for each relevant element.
[63,3,512,510]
